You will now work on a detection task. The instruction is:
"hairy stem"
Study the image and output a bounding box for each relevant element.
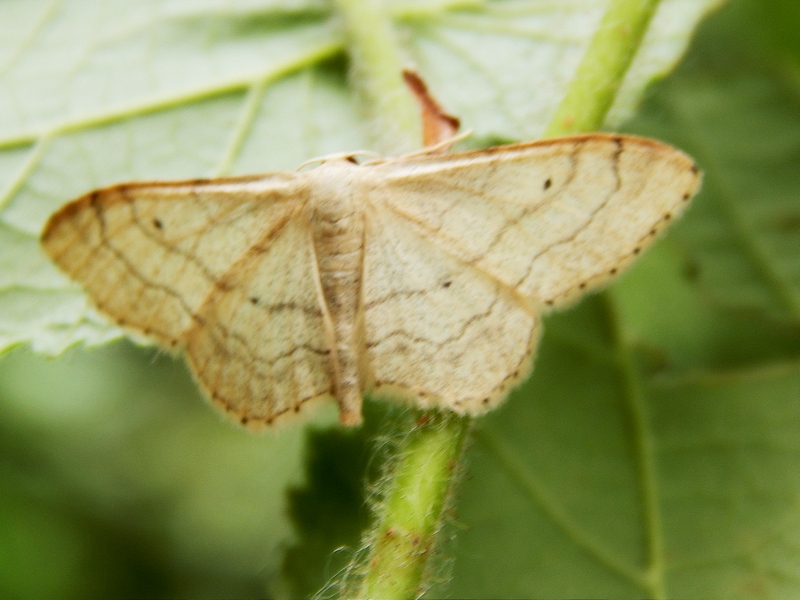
[327,1,472,596]
[354,413,471,599]
[545,0,661,137]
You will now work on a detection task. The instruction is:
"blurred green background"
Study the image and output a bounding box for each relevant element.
[2,0,800,598]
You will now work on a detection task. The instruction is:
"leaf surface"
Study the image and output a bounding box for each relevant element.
[0,0,720,352]
[4,1,791,599]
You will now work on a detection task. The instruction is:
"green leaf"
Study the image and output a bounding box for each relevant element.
[0,342,336,598]
[7,0,786,598]
[1,0,720,353]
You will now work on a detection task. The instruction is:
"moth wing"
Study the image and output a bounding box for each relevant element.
[183,215,337,427]
[41,174,304,346]
[371,134,700,309]
[361,204,539,415]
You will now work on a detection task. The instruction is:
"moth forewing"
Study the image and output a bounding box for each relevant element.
[369,133,701,310]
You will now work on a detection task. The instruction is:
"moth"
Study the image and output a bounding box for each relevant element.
[42,134,700,427]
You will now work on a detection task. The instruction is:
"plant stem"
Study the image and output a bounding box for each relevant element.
[326,0,665,597]
[327,1,471,596]
[332,0,421,154]
[356,413,471,599]
[602,294,666,599]
[545,0,661,137]
[547,0,667,597]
